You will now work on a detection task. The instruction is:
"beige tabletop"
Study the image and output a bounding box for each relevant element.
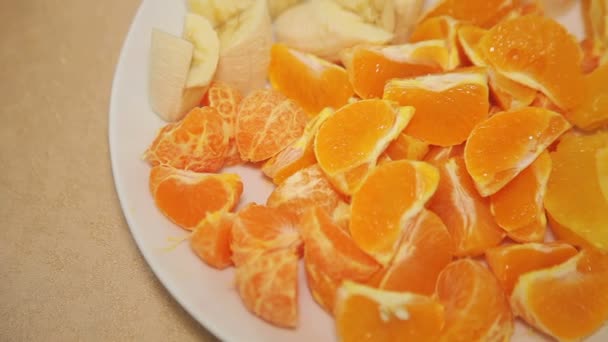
[0,1,217,340]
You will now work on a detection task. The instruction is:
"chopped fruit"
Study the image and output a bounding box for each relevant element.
[544,131,608,251]
[568,62,608,131]
[485,242,578,294]
[583,0,608,57]
[235,248,299,328]
[235,89,308,162]
[376,210,453,295]
[314,99,414,195]
[301,208,380,313]
[268,43,353,116]
[464,107,571,197]
[423,144,464,165]
[410,16,463,70]
[335,281,444,342]
[190,211,235,269]
[266,165,345,221]
[144,106,229,172]
[350,160,439,265]
[428,157,504,257]
[149,165,243,230]
[384,68,489,147]
[511,249,608,341]
[341,41,448,99]
[420,0,521,28]
[384,132,430,161]
[436,259,514,342]
[262,108,332,184]
[230,204,302,267]
[490,151,551,242]
[478,15,584,111]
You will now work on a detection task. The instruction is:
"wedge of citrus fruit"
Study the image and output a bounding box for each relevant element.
[314,99,414,195]
[235,89,308,162]
[423,144,464,165]
[384,132,430,161]
[190,211,235,269]
[350,160,440,265]
[511,248,608,341]
[428,157,505,256]
[464,107,571,197]
[383,67,489,146]
[341,41,448,99]
[144,106,229,172]
[485,242,578,294]
[583,0,608,57]
[436,259,513,342]
[335,281,444,342]
[420,0,521,28]
[410,16,463,70]
[568,61,608,131]
[149,165,243,230]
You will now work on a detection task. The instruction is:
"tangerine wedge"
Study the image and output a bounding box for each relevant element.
[436,259,513,342]
[268,43,353,116]
[485,242,578,294]
[335,281,444,342]
[235,89,308,162]
[424,144,464,165]
[464,107,571,197]
[410,16,463,70]
[149,165,243,230]
[569,61,608,131]
[384,132,430,161]
[190,211,235,269]
[583,0,608,57]
[314,99,414,195]
[511,249,608,341]
[420,0,521,28]
[350,160,439,266]
[383,67,489,147]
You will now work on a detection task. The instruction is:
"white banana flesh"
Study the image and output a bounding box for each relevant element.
[186,0,254,27]
[183,14,220,88]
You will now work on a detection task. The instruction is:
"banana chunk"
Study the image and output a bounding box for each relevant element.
[268,0,304,18]
[187,0,254,27]
[183,14,220,88]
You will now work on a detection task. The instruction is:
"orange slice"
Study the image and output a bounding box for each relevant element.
[423,144,465,165]
[268,43,353,116]
[384,132,430,161]
[428,157,504,256]
[341,41,449,99]
[410,16,463,70]
[464,107,571,197]
[583,0,608,57]
[149,165,242,230]
[436,259,514,342]
[314,99,414,195]
[350,160,439,265]
[384,67,489,146]
[569,61,608,131]
[335,281,444,342]
[420,0,521,28]
[190,211,235,269]
[511,249,608,341]
[235,89,308,162]
[485,242,578,294]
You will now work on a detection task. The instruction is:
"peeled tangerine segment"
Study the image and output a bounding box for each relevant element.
[436,259,513,342]
[149,165,242,230]
[314,99,414,195]
[342,40,449,99]
[544,131,608,251]
[384,132,430,161]
[428,157,504,257]
[350,160,439,266]
[568,61,608,131]
[511,249,608,341]
[464,107,571,197]
[420,0,520,28]
[335,281,444,342]
[190,211,235,269]
[478,14,585,111]
[384,67,489,147]
[410,16,463,70]
[268,43,353,116]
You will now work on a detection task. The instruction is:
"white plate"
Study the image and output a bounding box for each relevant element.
[109,1,606,341]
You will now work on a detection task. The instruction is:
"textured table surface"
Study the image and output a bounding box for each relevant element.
[0,1,217,340]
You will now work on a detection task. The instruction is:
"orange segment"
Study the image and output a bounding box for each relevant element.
[464,107,571,197]
[511,249,608,341]
[478,15,584,111]
[423,144,464,165]
[485,242,578,294]
[420,0,521,28]
[230,204,302,267]
[301,208,380,313]
[544,131,608,251]
[235,89,308,162]
[583,0,608,57]
[149,165,243,230]
[268,44,353,116]
[384,132,430,161]
[314,99,414,195]
[144,107,229,172]
[436,259,514,342]
[410,16,463,70]
[350,160,440,265]
[384,67,489,146]
[235,248,299,328]
[335,281,444,342]
[599,146,608,200]
[262,108,332,184]
[428,157,504,256]
[190,211,235,269]
[341,41,448,99]
[569,61,608,131]
[377,209,453,295]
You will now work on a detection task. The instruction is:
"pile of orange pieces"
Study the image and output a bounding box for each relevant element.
[143,0,608,341]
